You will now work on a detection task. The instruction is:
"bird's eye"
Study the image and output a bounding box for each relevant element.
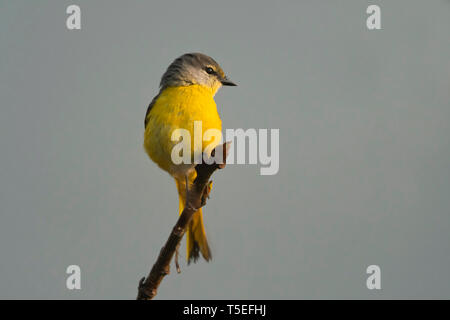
[205,67,215,74]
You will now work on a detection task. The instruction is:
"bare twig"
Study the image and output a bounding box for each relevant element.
[136,143,229,300]
[175,242,181,274]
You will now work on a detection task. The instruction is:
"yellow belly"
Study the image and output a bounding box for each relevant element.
[144,85,222,177]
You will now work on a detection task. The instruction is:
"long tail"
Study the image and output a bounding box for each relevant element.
[175,178,212,264]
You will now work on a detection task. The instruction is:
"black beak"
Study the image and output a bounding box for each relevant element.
[221,77,237,86]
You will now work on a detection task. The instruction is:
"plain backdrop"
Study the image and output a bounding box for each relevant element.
[0,0,449,299]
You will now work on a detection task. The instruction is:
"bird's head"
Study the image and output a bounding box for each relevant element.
[160,53,236,95]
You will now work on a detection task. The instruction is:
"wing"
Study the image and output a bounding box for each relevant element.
[144,92,161,129]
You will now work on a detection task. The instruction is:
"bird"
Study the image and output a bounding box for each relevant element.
[144,53,236,264]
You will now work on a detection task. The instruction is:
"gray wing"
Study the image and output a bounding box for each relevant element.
[144,92,160,129]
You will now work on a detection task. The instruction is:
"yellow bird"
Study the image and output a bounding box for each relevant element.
[144,53,236,263]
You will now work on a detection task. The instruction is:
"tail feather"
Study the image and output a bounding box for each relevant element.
[176,178,212,264]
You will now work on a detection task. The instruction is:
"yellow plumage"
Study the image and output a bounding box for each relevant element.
[144,84,222,263]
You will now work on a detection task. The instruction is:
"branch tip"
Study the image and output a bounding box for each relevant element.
[136,143,228,300]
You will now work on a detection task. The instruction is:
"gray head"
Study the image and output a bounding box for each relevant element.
[160,53,236,94]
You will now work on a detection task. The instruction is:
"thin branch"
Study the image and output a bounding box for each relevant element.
[136,143,229,300]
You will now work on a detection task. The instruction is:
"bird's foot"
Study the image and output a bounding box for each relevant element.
[201,181,213,207]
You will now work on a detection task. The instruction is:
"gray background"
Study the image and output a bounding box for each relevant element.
[0,0,449,299]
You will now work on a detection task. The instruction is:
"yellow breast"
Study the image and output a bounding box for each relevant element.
[144,85,222,174]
